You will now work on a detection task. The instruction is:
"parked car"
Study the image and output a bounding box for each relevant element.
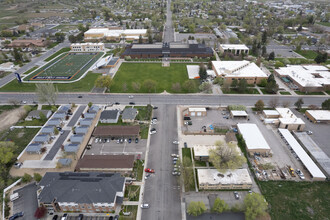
[128,95,134,99]
[152,117,158,121]
[9,212,24,220]
[114,102,120,105]
[109,216,113,220]
[234,191,239,200]
[184,142,188,148]
[114,215,119,220]
[145,173,151,179]
[141,203,150,209]
[145,168,155,173]
[52,215,58,220]
[61,213,68,220]
[150,128,156,134]
[135,138,139,143]
[128,138,132,143]
[153,106,158,109]
[296,169,305,180]
[306,130,313,135]
[78,95,83,98]
[129,102,135,105]
[14,162,23,168]
[78,214,84,220]
[172,140,179,145]
[171,154,179,157]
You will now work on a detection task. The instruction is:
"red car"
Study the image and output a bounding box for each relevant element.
[145,168,155,173]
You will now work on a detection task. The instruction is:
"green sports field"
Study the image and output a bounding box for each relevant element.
[24,52,103,81]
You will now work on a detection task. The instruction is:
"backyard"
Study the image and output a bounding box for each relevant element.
[110,63,199,93]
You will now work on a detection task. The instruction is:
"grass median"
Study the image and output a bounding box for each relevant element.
[44,47,70,62]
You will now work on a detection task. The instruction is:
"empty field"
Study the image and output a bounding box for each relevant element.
[25,52,103,81]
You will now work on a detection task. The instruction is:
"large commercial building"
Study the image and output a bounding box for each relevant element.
[237,123,271,156]
[212,60,267,84]
[84,28,147,42]
[276,108,305,131]
[275,65,330,92]
[219,44,249,55]
[93,125,140,139]
[197,169,252,190]
[38,172,125,213]
[70,43,105,52]
[305,110,330,123]
[121,41,213,59]
[7,38,49,49]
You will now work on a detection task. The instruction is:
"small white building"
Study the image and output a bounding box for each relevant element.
[70,43,105,52]
[193,145,217,161]
[276,108,305,131]
[230,110,248,119]
[262,110,280,118]
[186,65,200,79]
[188,108,207,117]
[197,169,252,190]
[305,110,330,123]
[219,44,249,55]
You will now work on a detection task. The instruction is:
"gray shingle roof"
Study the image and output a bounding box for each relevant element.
[79,118,92,126]
[64,144,80,153]
[38,172,125,204]
[84,113,96,119]
[100,110,119,120]
[26,143,42,153]
[58,158,72,166]
[40,126,54,134]
[122,108,138,120]
[33,134,49,143]
[47,119,61,126]
[70,135,84,144]
[27,110,51,118]
[75,127,89,134]
[57,105,70,113]
[52,112,66,119]
[88,105,100,113]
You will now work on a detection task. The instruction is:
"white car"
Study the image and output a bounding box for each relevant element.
[128,95,134,99]
[95,138,99,143]
[141,203,149,209]
[172,141,179,145]
[149,128,156,134]
[171,154,179,158]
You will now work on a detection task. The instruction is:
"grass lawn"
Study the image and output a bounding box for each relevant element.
[124,185,140,201]
[326,91,330,95]
[0,72,101,92]
[260,181,330,220]
[260,88,276,95]
[194,160,207,167]
[44,47,70,62]
[317,22,330,27]
[275,58,315,65]
[280,91,291,95]
[125,105,152,121]
[295,91,325,95]
[182,148,192,159]
[133,160,144,181]
[16,118,47,126]
[22,66,39,75]
[119,206,138,220]
[294,50,318,59]
[0,105,19,115]
[0,128,40,153]
[41,105,59,110]
[139,124,149,139]
[110,63,199,93]
[222,88,260,94]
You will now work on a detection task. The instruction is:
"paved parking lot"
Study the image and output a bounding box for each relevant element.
[12,183,38,220]
[84,137,147,159]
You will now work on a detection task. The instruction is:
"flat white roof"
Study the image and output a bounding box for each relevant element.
[193,145,217,157]
[71,43,104,46]
[279,117,305,125]
[276,65,330,88]
[276,108,297,119]
[220,44,249,50]
[306,110,330,121]
[186,65,200,79]
[278,129,326,179]
[237,123,271,150]
[198,169,252,185]
[85,28,147,37]
[189,107,206,112]
[231,110,248,116]
[207,70,216,77]
[84,28,109,34]
[212,61,267,78]
[263,110,280,116]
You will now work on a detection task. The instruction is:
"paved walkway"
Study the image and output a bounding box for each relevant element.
[123,201,139,205]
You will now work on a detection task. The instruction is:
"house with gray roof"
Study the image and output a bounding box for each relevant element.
[52,112,66,120]
[58,158,72,167]
[47,119,62,127]
[75,127,89,135]
[84,113,96,119]
[88,105,100,113]
[57,105,71,114]
[40,126,55,135]
[38,172,125,213]
[122,108,138,123]
[64,144,80,153]
[70,135,84,144]
[25,110,52,121]
[33,134,50,144]
[99,110,120,123]
[79,118,93,126]
[26,143,42,154]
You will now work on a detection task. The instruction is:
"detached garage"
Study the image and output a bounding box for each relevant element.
[188,108,207,117]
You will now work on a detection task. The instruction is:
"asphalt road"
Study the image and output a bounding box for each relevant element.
[0,41,70,88]
[163,0,174,43]
[12,183,38,220]
[43,130,70,160]
[0,93,328,108]
[141,104,182,220]
[67,105,86,127]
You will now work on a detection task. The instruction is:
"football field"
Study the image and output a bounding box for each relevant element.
[26,52,103,81]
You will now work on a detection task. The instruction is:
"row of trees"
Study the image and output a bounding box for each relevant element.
[187,193,268,220]
[254,98,330,111]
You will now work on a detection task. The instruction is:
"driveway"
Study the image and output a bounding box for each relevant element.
[12,182,38,220]
[43,130,70,160]
[67,105,87,127]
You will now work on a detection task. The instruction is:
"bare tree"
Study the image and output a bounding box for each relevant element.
[171,82,181,92]
[8,99,20,106]
[35,83,58,105]
[268,97,279,108]
[282,101,291,108]
[131,82,141,92]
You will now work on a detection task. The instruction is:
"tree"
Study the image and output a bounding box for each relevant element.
[35,83,58,105]
[33,173,42,182]
[255,100,265,111]
[68,35,76,43]
[213,77,224,86]
[88,102,93,108]
[282,101,291,108]
[274,61,284,69]
[199,82,212,93]
[132,82,141,92]
[39,112,46,121]
[261,31,267,45]
[199,63,207,80]
[183,80,197,93]
[55,32,65,43]
[231,79,238,89]
[94,75,112,91]
[268,97,279,108]
[187,201,207,216]
[212,197,229,213]
[314,53,328,64]
[258,78,267,87]
[262,45,267,57]
[122,83,128,92]
[267,74,275,83]
[171,83,181,92]
[237,79,248,93]
[321,99,330,110]
[268,52,275,60]
[221,81,230,93]
[54,127,59,135]
[138,35,143,44]
[0,142,17,165]
[209,141,246,172]
[294,98,304,110]
[244,193,268,220]
[143,79,157,92]
[13,48,22,62]
[265,80,279,94]
[22,173,32,183]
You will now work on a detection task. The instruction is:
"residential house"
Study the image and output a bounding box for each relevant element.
[25,110,52,121]
[33,134,50,144]
[122,108,138,123]
[99,110,120,124]
[64,144,80,154]
[26,143,42,154]
[40,126,55,136]
[70,135,84,145]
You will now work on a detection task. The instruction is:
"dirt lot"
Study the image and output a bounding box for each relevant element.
[0,106,26,132]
